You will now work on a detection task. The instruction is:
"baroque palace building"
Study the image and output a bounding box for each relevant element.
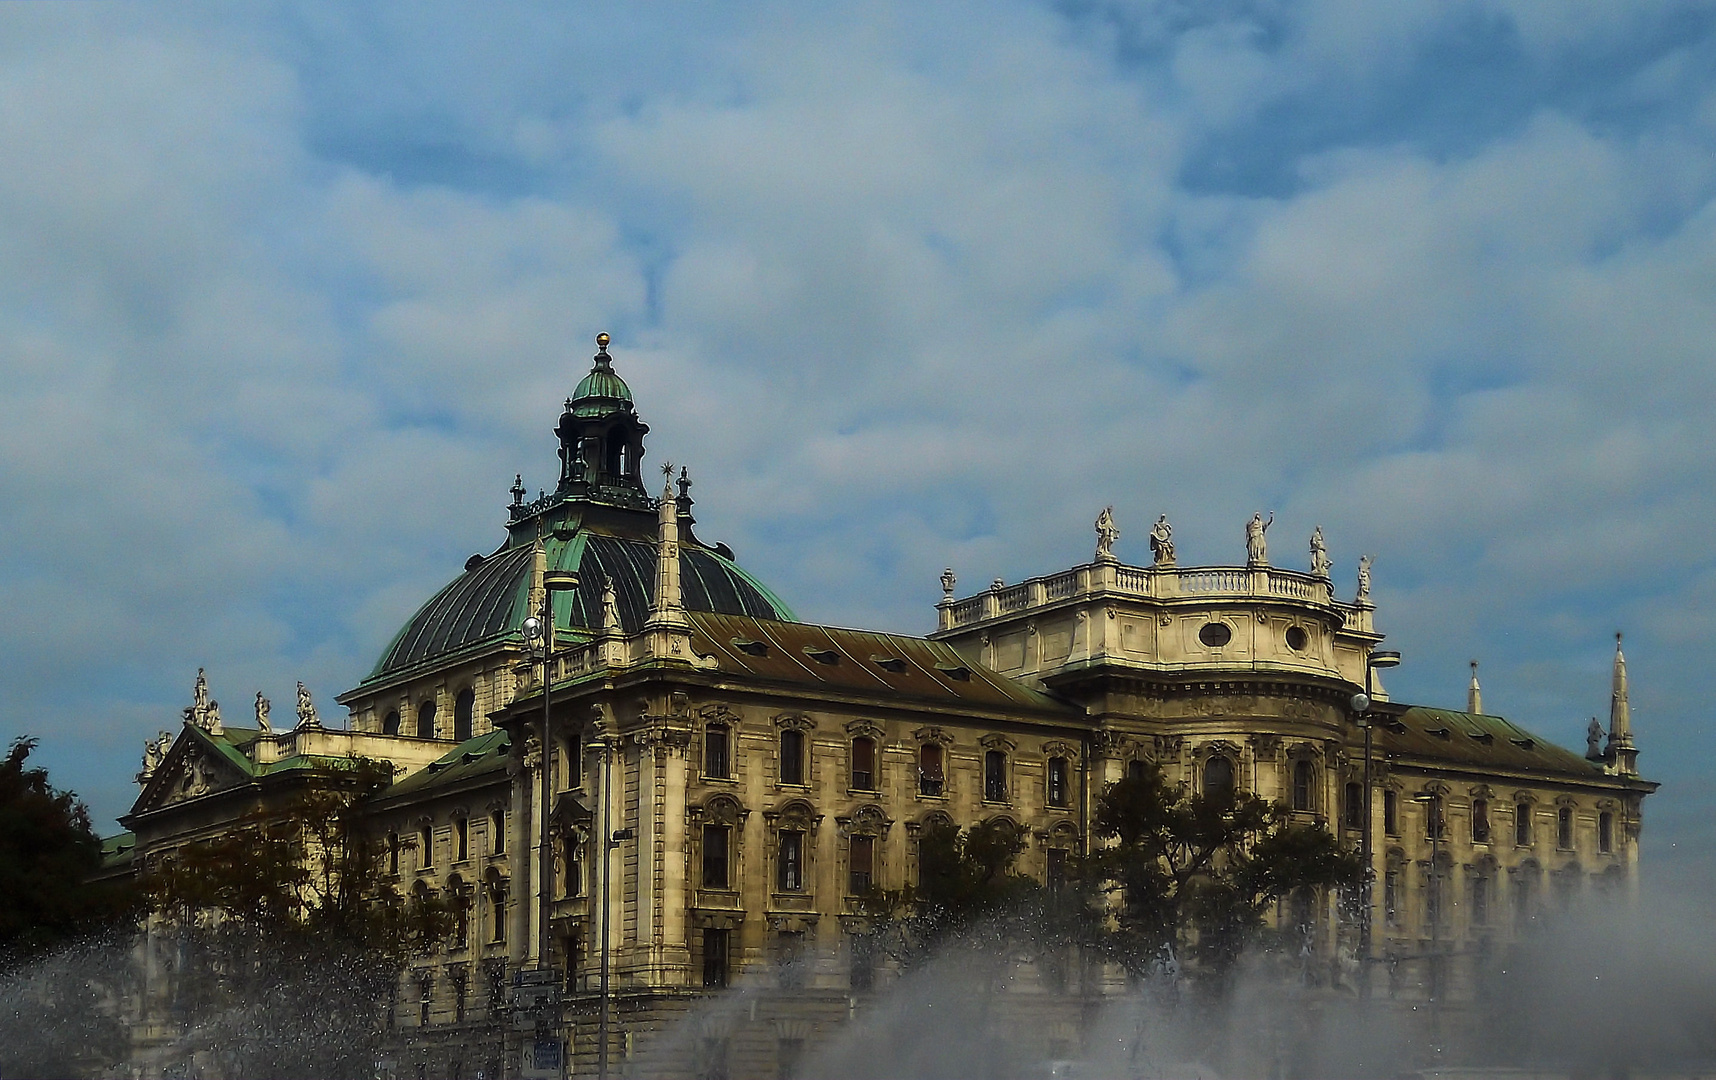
[106,337,1657,1079]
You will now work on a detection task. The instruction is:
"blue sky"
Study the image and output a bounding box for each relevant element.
[0,2,1712,878]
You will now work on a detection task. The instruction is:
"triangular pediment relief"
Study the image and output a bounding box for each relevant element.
[131,728,252,815]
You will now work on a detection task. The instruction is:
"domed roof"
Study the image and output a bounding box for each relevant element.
[570,352,633,418]
[361,529,795,684]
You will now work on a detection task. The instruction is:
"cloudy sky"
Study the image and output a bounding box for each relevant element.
[1,2,1712,873]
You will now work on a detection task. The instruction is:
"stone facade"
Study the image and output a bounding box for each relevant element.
[103,341,1657,1079]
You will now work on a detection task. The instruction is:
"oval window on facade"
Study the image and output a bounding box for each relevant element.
[1285,626,1308,652]
[1198,622,1232,648]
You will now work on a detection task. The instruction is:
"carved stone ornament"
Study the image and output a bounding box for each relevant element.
[1095,506,1120,562]
[940,567,957,598]
[913,726,954,748]
[295,682,320,729]
[1309,525,1331,579]
[772,712,816,733]
[1246,512,1273,567]
[1149,515,1175,567]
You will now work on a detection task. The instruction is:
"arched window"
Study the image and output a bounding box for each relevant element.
[419,824,435,869]
[1203,755,1235,802]
[705,724,731,779]
[488,882,508,943]
[919,744,944,797]
[387,833,400,876]
[417,700,438,740]
[780,729,806,786]
[454,688,475,742]
[1516,801,1533,845]
[983,750,1008,802]
[1599,811,1614,854]
[1127,758,1147,781]
[1344,783,1364,830]
[455,817,469,862]
[1557,806,1574,850]
[383,710,401,736]
[1291,759,1313,812]
[1046,756,1069,808]
[851,737,876,791]
[1473,798,1491,843]
[1425,794,1445,840]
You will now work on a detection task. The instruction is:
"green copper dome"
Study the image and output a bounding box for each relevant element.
[570,352,633,418]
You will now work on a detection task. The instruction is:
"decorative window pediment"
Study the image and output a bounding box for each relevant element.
[836,804,892,837]
[913,726,954,747]
[979,733,1017,753]
[695,794,749,827]
[764,799,820,831]
[1041,739,1076,758]
[845,718,884,740]
[773,712,816,733]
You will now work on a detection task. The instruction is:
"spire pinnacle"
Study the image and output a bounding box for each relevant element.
[1608,631,1638,775]
[1467,660,1482,715]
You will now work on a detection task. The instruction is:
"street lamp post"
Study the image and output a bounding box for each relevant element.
[1352,649,1400,999]
[521,567,578,1077]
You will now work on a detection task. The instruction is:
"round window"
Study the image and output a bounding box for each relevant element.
[1198,622,1232,648]
[1285,626,1308,652]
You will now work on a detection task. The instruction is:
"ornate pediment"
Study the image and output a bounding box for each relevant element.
[131,729,251,815]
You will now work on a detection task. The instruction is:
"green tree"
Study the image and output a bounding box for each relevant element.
[143,757,452,1079]
[0,738,136,959]
[1084,761,1363,996]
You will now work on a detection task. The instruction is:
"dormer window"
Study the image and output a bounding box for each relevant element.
[803,647,839,665]
[871,655,907,674]
[734,639,768,657]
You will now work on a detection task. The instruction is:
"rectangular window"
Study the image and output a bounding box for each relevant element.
[1344,783,1363,831]
[702,825,730,889]
[1473,876,1489,927]
[562,837,581,898]
[849,932,875,992]
[1292,760,1313,812]
[1383,791,1398,836]
[1557,806,1574,850]
[780,729,805,786]
[1384,870,1400,928]
[705,725,730,779]
[1516,803,1533,845]
[490,890,507,943]
[919,744,944,797]
[1046,756,1069,808]
[453,901,469,950]
[1599,811,1614,854]
[778,830,805,892]
[456,818,469,862]
[702,928,729,988]
[388,833,401,875]
[775,931,806,989]
[491,810,505,855]
[984,750,1007,802]
[1426,795,1444,840]
[849,835,874,895]
[1046,848,1068,893]
[420,825,435,869]
[851,737,876,791]
[1473,799,1491,844]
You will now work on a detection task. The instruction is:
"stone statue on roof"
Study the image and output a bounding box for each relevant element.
[940,567,957,598]
[1309,525,1331,579]
[1149,515,1175,567]
[1246,512,1273,566]
[1095,506,1120,562]
[1356,555,1373,603]
[296,682,320,729]
[1586,717,1605,760]
[255,691,272,734]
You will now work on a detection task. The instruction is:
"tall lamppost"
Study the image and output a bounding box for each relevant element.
[1351,648,1400,999]
[520,567,578,1077]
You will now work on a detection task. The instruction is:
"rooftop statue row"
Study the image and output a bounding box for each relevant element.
[137,670,326,783]
[1083,508,1375,599]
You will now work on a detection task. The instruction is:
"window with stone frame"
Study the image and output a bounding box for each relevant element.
[383,710,401,736]
[417,700,437,740]
[451,966,468,1022]
[778,830,805,891]
[1383,790,1399,836]
[490,809,505,855]
[851,736,877,791]
[1127,758,1147,781]
[983,749,1008,802]
[848,835,874,895]
[702,927,730,988]
[849,931,875,992]
[1046,755,1070,808]
[918,743,945,797]
[447,876,469,949]
[702,825,730,889]
[775,930,807,990]
[1514,862,1538,928]
[777,720,810,786]
[1344,783,1363,831]
[1291,758,1314,812]
[1557,805,1575,850]
[705,723,731,780]
[1599,810,1614,854]
[486,876,508,943]
[1516,800,1533,845]
[419,823,435,869]
[1472,798,1491,844]
[455,816,469,862]
[1424,793,1445,840]
[388,832,401,876]
[561,834,582,898]
[1203,754,1235,802]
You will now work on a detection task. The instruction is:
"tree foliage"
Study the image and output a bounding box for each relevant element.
[1083,761,1364,994]
[141,756,452,1079]
[0,738,136,960]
